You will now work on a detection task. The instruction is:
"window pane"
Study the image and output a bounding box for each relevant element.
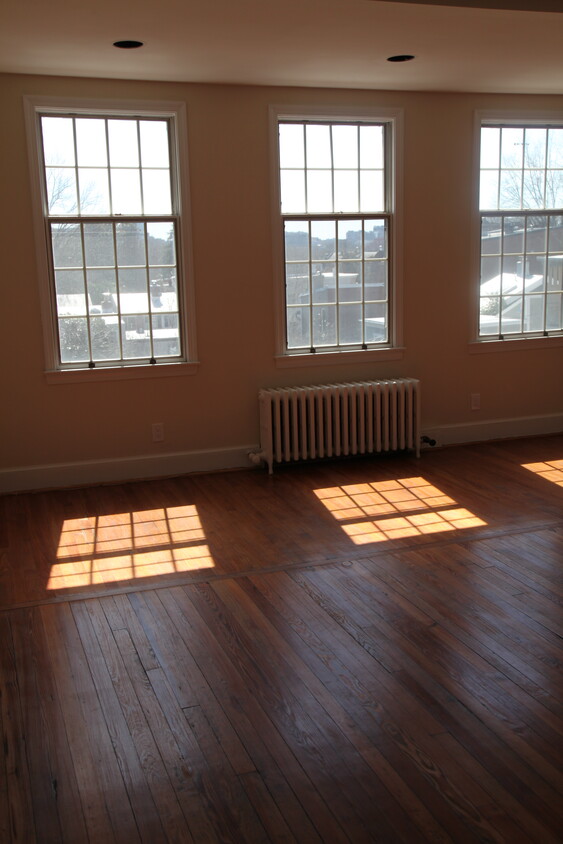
[524,128,546,169]
[140,121,169,168]
[548,216,563,252]
[142,169,172,214]
[90,317,120,361]
[87,269,118,312]
[287,307,310,348]
[547,256,563,290]
[311,220,335,260]
[312,263,336,303]
[479,298,500,335]
[108,119,139,167]
[117,223,146,266]
[147,222,176,265]
[284,221,309,261]
[365,302,387,343]
[360,170,384,213]
[152,313,180,357]
[280,170,305,213]
[306,125,331,168]
[334,170,358,212]
[286,263,310,305]
[481,255,501,288]
[365,261,387,300]
[76,119,107,167]
[338,220,362,259]
[339,263,362,302]
[364,220,386,258]
[78,168,110,215]
[312,304,336,346]
[42,117,75,166]
[118,268,149,313]
[360,125,383,169]
[84,223,115,267]
[481,216,502,252]
[547,171,563,208]
[150,275,177,312]
[523,170,544,209]
[499,170,521,210]
[59,318,89,362]
[55,270,86,316]
[501,128,523,169]
[47,168,78,214]
[526,216,547,252]
[524,295,545,332]
[501,295,522,333]
[546,293,563,330]
[111,169,142,214]
[307,171,332,212]
[339,304,362,344]
[279,124,304,168]
[480,170,499,210]
[503,217,524,253]
[51,224,83,268]
[548,128,563,167]
[122,315,151,358]
[332,125,358,169]
[480,128,500,169]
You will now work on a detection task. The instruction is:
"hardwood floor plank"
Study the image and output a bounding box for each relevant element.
[0,615,37,843]
[183,704,270,843]
[71,600,167,843]
[40,603,131,843]
[83,605,190,843]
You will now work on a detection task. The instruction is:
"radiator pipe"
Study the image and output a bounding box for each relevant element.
[421,435,437,447]
[248,450,266,466]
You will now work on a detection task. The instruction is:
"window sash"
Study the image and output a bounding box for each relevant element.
[278,119,393,353]
[283,214,390,352]
[478,210,563,339]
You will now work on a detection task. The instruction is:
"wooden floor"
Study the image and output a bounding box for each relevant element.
[1,436,562,842]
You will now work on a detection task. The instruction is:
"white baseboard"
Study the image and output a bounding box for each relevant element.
[0,445,259,494]
[2,413,562,494]
[421,412,563,449]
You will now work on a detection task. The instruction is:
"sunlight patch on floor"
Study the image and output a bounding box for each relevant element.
[522,460,563,487]
[315,476,486,544]
[48,505,214,589]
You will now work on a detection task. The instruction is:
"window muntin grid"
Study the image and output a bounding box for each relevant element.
[279,120,390,352]
[39,113,183,367]
[479,124,563,339]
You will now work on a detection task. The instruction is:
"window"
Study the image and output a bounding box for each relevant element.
[273,111,401,360]
[25,98,196,373]
[478,120,563,340]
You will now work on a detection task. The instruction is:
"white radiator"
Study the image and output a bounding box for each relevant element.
[251,378,421,474]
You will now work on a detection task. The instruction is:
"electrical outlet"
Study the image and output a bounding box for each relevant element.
[470,393,481,411]
[151,422,165,442]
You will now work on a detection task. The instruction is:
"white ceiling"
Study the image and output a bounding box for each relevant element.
[1,0,562,94]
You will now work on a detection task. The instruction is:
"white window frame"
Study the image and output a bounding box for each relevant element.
[470,109,563,355]
[270,105,404,367]
[24,95,198,381]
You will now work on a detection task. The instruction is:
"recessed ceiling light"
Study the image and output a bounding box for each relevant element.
[387,54,415,62]
[113,40,144,49]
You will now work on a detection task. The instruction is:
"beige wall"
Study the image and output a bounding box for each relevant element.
[1,73,562,484]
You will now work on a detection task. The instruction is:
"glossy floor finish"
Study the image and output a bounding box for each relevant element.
[1,436,562,842]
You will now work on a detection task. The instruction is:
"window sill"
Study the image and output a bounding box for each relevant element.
[469,336,563,354]
[275,347,405,368]
[45,361,199,384]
